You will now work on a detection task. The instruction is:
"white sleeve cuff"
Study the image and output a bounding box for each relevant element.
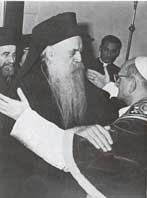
[11,108,67,171]
[103,82,118,98]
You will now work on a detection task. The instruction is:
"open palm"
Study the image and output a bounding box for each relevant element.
[87,69,110,88]
[0,88,30,120]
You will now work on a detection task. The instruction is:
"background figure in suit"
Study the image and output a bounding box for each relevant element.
[87,35,122,88]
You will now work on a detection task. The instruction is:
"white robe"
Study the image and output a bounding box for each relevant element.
[10,108,106,198]
[11,108,68,170]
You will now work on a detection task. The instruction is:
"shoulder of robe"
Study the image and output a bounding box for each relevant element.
[120,98,147,122]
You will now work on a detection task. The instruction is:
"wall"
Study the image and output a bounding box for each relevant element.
[23,1,147,67]
[0,1,5,27]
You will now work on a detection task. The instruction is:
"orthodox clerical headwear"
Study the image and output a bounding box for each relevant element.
[135,56,147,80]
[0,27,16,46]
[17,12,79,80]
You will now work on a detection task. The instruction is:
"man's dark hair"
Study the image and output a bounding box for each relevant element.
[101,35,122,50]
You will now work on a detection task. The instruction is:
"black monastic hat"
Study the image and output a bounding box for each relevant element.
[0,27,16,46]
[17,12,79,80]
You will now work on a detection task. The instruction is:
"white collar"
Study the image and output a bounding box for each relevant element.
[99,57,108,67]
[119,106,130,117]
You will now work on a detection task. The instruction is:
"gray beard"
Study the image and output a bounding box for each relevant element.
[46,62,87,129]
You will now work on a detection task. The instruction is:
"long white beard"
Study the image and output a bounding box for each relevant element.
[45,61,87,129]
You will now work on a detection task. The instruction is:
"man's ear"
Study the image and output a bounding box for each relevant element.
[42,46,54,61]
[128,76,136,94]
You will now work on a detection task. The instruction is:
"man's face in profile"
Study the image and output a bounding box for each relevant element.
[44,35,83,77]
[100,41,120,64]
[0,45,16,78]
[115,59,133,105]
[42,36,87,128]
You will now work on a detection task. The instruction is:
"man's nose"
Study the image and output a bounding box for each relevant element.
[8,55,15,63]
[74,51,82,62]
[107,51,111,57]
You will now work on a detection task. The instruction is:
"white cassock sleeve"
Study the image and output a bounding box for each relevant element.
[103,82,118,98]
[10,108,70,171]
[10,109,106,198]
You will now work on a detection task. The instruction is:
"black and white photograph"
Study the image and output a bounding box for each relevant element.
[0,1,146,198]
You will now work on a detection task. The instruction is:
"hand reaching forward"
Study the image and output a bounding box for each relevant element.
[75,125,113,152]
[0,88,30,120]
[87,69,110,88]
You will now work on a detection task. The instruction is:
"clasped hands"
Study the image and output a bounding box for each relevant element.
[0,88,113,152]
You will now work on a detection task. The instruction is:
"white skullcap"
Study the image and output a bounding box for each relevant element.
[135,56,147,80]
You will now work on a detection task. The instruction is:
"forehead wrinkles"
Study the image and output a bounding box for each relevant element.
[52,36,82,51]
[0,45,16,54]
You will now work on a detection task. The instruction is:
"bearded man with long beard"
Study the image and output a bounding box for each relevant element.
[17,13,119,130]
[13,12,121,198]
[40,37,87,129]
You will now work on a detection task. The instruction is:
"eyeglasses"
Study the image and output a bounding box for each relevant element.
[114,74,129,83]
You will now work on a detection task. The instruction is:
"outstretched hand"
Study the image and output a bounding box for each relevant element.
[87,69,110,88]
[75,125,113,152]
[0,88,30,120]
